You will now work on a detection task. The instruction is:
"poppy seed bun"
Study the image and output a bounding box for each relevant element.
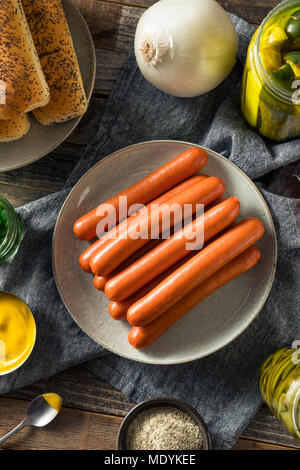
[0,0,50,120]
[0,114,30,142]
[33,50,88,125]
[22,0,88,125]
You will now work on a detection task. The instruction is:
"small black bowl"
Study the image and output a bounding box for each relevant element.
[117,396,211,450]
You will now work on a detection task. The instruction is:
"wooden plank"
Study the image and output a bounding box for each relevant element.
[94,49,127,95]
[233,438,296,451]
[0,183,50,208]
[100,0,280,24]
[241,406,300,450]
[73,0,144,52]
[6,365,300,449]
[6,366,134,417]
[0,144,81,195]
[217,0,280,24]
[0,397,122,450]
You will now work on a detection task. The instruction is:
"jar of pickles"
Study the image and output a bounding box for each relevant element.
[241,0,300,141]
[259,347,300,441]
[0,195,23,264]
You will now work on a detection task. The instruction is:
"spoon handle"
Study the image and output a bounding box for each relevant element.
[0,420,26,446]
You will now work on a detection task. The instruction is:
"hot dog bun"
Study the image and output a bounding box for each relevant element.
[34,50,88,125]
[22,0,88,125]
[0,115,30,143]
[0,0,50,120]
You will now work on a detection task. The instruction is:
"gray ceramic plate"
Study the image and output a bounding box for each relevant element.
[0,0,95,172]
[53,141,277,365]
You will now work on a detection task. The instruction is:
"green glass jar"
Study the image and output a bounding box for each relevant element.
[241,0,300,141]
[259,347,300,441]
[0,195,23,263]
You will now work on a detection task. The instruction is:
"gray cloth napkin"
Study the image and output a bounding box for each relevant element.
[0,14,299,449]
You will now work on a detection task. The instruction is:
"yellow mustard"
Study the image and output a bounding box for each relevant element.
[0,292,36,375]
[42,393,62,413]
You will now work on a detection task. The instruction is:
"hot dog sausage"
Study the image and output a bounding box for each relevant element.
[90,176,226,276]
[93,275,108,291]
[108,253,195,320]
[128,246,261,349]
[93,238,163,292]
[74,148,208,240]
[105,196,240,301]
[127,218,264,326]
[79,175,208,273]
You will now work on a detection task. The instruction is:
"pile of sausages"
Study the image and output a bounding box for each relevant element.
[73,148,264,349]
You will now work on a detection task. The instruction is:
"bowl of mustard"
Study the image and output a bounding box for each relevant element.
[0,291,36,375]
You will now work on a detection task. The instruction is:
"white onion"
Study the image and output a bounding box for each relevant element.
[134,0,238,97]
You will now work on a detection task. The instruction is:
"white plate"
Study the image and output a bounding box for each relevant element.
[0,0,95,172]
[53,140,277,365]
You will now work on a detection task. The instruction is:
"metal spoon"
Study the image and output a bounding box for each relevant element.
[0,393,62,446]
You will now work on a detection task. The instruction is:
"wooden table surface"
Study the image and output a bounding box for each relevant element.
[0,0,299,451]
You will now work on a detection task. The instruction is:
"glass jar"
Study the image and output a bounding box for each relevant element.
[259,347,300,441]
[0,195,23,263]
[241,0,300,141]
